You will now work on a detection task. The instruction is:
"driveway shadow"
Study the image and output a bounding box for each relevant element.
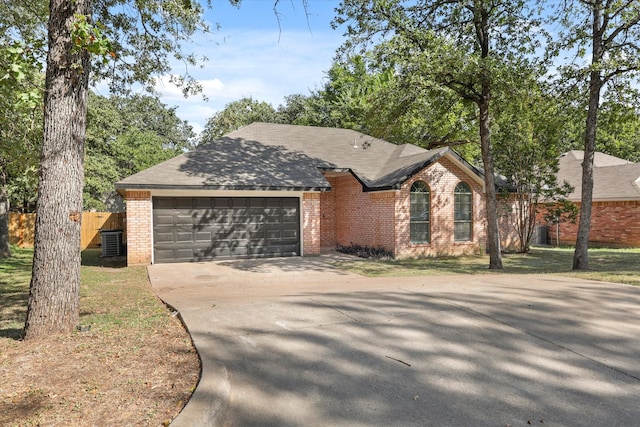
[168,275,640,426]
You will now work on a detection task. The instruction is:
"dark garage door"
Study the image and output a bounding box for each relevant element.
[153,197,300,263]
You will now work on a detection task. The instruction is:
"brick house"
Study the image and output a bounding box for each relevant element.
[115,123,490,264]
[544,150,640,247]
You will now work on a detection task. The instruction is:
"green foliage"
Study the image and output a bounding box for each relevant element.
[71,14,115,62]
[280,54,480,160]
[0,38,44,213]
[491,71,581,253]
[596,97,640,163]
[91,0,213,96]
[84,92,196,210]
[199,97,280,142]
[276,94,313,125]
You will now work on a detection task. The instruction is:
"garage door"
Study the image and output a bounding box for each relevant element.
[153,197,300,263]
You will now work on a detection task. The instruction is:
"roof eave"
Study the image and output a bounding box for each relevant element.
[115,183,332,195]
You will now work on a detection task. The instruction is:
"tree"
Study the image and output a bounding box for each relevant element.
[335,0,545,269]
[596,95,640,163]
[284,55,480,160]
[492,78,575,253]
[199,97,279,143]
[557,85,640,163]
[84,92,195,210]
[554,1,640,270]
[22,0,233,340]
[0,40,44,257]
[276,93,313,125]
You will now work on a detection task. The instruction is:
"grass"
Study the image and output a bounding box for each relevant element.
[0,247,33,339]
[0,247,199,426]
[0,248,172,338]
[335,246,640,286]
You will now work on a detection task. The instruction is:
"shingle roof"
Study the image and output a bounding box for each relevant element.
[116,122,482,192]
[558,150,640,201]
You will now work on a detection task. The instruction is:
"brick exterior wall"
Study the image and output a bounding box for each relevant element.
[125,190,152,265]
[320,189,336,247]
[302,193,321,255]
[323,174,396,250]
[497,195,532,253]
[394,157,486,258]
[319,158,488,258]
[543,201,640,247]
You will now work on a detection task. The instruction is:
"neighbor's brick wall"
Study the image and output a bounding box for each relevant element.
[497,195,527,252]
[542,201,640,247]
[302,193,321,255]
[394,158,486,258]
[125,190,152,265]
[324,174,396,251]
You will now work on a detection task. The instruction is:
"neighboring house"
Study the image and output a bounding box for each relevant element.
[116,123,491,264]
[545,150,640,247]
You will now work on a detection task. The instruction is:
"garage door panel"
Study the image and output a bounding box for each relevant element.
[153,197,300,263]
[194,232,213,242]
[282,229,298,239]
[155,231,176,243]
[172,198,192,209]
[154,198,176,209]
[194,198,213,209]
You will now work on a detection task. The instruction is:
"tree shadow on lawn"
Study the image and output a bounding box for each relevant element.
[81,249,126,268]
[346,247,640,279]
[0,250,32,339]
[0,249,127,339]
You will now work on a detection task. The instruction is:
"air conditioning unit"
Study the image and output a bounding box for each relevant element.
[101,230,123,257]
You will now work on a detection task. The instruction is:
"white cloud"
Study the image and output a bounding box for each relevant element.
[155,27,343,134]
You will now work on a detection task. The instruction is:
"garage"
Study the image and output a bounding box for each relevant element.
[152,197,300,263]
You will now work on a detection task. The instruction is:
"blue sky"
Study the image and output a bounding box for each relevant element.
[156,1,345,134]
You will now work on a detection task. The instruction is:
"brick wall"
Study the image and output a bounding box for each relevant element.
[324,174,396,251]
[543,201,640,247]
[125,190,152,265]
[497,195,529,252]
[302,193,321,255]
[319,189,336,247]
[394,158,486,258]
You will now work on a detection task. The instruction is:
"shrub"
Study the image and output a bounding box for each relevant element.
[335,243,394,260]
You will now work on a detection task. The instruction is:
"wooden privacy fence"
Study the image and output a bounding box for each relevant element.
[9,212,126,250]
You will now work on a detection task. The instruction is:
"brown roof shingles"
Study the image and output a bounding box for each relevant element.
[558,150,640,201]
[116,122,480,192]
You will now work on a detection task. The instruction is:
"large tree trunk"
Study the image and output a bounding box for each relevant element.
[473,2,502,269]
[0,168,10,258]
[478,97,503,269]
[23,0,91,340]
[572,71,600,270]
[573,3,603,271]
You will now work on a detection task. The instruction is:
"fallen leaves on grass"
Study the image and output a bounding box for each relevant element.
[0,318,199,426]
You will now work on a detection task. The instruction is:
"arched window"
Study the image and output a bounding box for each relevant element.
[454,182,472,241]
[410,181,430,243]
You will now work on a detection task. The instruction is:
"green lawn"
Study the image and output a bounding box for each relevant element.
[0,247,171,338]
[0,247,198,426]
[0,247,33,338]
[334,246,640,286]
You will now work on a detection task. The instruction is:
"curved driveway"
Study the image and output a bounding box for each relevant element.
[148,254,640,427]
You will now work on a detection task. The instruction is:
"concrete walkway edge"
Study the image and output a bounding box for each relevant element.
[165,306,230,427]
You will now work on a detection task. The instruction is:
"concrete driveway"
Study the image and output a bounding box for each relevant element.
[148,254,640,427]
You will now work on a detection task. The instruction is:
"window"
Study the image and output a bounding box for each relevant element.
[410,181,430,243]
[454,182,472,241]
